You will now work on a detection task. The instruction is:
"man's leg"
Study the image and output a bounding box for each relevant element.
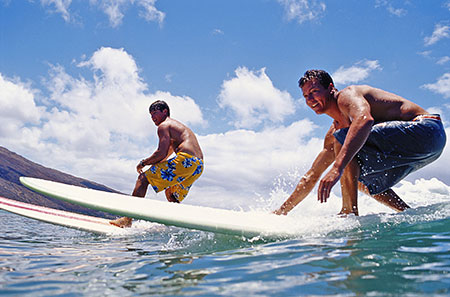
[132,173,150,197]
[339,157,360,216]
[110,174,150,228]
[358,183,410,212]
[334,139,359,215]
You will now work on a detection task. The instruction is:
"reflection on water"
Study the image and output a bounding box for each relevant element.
[0,203,450,296]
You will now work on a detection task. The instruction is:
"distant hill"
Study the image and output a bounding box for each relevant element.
[0,146,120,219]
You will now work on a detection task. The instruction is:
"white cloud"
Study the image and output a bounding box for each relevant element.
[218,67,295,129]
[195,120,321,208]
[213,29,224,35]
[425,24,450,46]
[164,74,173,82]
[277,0,326,24]
[40,0,164,27]
[421,73,450,99]
[418,50,432,58]
[91,0,165,27]
[0,74,43,137]
[437,56,450,65]
[332,60,382,85]
[78,47,143,89]
[375,0,407,17]
[41,0,72,21]
[137,0,165,24]
[44,47,149,140]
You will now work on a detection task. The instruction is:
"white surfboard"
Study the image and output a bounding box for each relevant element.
[0,196,124,234]
[20,177,300,238]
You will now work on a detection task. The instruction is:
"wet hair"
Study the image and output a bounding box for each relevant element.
[149,100,170,117]
[298,69,334,89]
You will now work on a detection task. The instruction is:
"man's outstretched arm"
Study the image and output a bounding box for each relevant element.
[273,126,336,215]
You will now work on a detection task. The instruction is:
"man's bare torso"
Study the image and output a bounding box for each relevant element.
[163,118,203,160]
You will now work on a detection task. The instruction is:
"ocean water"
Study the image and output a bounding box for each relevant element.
[1,178,450,296]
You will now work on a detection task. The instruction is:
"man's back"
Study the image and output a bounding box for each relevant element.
[338,85,428,123]
[163,118,203,160]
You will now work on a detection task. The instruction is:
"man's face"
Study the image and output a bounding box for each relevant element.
[301,79,330,114]
[150,109,167,126]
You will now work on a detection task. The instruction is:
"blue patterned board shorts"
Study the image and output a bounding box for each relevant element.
[144,152,204,202]
[333,114,446,195]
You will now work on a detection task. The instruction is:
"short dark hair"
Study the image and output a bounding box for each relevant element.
[299,70,334,89]
[149,100,170,117]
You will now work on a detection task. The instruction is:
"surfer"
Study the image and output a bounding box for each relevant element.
[111,100,204,228]
[274,69,446,216]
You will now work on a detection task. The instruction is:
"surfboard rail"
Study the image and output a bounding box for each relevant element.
[20,177,299,238]
[0,196,124,234]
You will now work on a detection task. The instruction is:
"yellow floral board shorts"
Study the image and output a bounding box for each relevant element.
[144,152,204,202]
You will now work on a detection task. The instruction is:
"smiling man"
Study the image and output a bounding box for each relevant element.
[110,100,204,228]
[274,69,446,216]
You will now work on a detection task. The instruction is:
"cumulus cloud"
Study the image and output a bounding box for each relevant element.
[277,0,326,24]
[218,67,295,129]
[421,73,450,99]
[0,74,43,137]
[332,60,382,85]
[78,47,142,85]
[424,24,450,46]
[196,119,321,208]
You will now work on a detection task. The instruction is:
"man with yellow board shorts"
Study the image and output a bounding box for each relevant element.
[110,100,204,228]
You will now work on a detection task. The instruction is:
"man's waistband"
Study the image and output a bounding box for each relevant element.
[412,114,441,122]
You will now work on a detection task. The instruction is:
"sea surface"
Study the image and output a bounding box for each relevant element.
[1,178,450,296]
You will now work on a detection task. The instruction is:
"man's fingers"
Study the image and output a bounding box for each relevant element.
[318,180,331,203]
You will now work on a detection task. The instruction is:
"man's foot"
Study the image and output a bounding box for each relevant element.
[338,206,359,216]
[110,217,132,228]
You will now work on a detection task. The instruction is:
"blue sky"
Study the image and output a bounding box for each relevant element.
[1,0,450,210]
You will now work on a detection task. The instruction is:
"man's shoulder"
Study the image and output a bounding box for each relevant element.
[338,84,370,96]
[156,119,172,133]
[163,118,191,134]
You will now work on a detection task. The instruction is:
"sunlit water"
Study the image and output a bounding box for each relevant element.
[1,178,450,296]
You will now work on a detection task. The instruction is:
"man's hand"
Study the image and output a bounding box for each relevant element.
[318,166,342,203]
[137,162,145,174]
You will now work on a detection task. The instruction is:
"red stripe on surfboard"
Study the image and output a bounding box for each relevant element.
[0,198,116,227]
